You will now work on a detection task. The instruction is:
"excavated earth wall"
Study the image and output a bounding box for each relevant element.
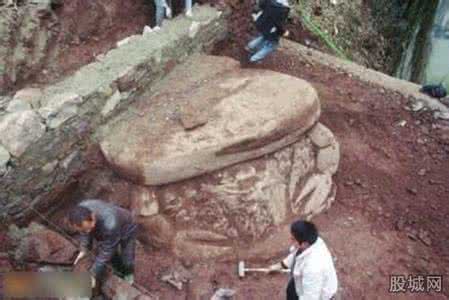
[0,5,228,223]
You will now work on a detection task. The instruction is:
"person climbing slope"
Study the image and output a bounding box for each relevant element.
[144,0,194,34]
[246,0,291,63]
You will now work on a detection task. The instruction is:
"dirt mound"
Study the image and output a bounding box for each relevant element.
[0,0,150,93]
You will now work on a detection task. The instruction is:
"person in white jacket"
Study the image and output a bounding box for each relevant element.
[268,220,338,300]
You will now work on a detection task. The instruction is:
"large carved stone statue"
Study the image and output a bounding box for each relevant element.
[98,55,340,261]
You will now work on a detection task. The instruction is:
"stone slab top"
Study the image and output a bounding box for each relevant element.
[100,55,320,185]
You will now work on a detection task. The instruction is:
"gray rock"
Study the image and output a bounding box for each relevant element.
[211,288,236,300]
[116,35,140,48]
[137,215,175,248]
[101,90,122,117]
[307,123,335,148]
[6,98,32,112]
[185,230,229,243]
[12,88,43,110]
[161,267,191,291]
[39,93,83,128]
[102,273,156,300]
[0,145,10,175]
[161,272,183,290]
[131,186,159,217]
[0,96,11,111]
[0,111,46,157]
[9,222,77,265]
[417,168,426,176]
[189,22,201,38]
[308,123,336,148]
[288,139,315,199]
[61,150,79,169]
[293,173,333,216]
[42,160,58,174]
[316,142,340,175]
[174,231,233,261]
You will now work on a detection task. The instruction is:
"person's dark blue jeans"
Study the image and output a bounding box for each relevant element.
[247,35,279,62]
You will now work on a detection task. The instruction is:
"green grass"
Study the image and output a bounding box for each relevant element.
[294,3,349,60]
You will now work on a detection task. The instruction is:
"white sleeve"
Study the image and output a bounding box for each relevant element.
[298,266,324,300]
[282,252,295,269]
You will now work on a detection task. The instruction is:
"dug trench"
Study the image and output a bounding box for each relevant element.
[2,3,449,300]
[58,55,449,299]
[25,49,449,299]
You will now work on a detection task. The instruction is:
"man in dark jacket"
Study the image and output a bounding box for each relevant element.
[246,0,291,62]
[70,199,138,287]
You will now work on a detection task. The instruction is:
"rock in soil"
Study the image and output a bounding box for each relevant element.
[8,223,77,265]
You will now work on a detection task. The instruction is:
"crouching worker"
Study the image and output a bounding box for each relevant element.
[268,220,338,300]
[69,199,138,288]
[246,0,291,63]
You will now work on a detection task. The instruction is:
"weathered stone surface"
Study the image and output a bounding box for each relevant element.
[69,49,338,260]
[161,266,192,291]
[143,132,334,246]
[61,150,80,170]
[131,186,159,217]
[294,173,333,216]
[180,104,210,130]
[189,21,201,38]
[211,288,236,300]
[95,58,339,259]
[184,230,229,243]
[0,110,45,156]
[174,231,233,261]
[117,138,338,261]
[41,160,58,175]
[6,98,32,112]
[0,3,58,92]
[100,57,320,185]
[125,124,339,260]
[288,139,315,199]
[2,5,229,224]
[101,90,122,117]
[12,88,43,110]
[8,223,77,264]
[137,215,175,248]
[308,122,335,148]
[0,145,10,175]
[0,96,11,111]
[102,274,156,299]
[317,142,340,175]
[38,93,83,128]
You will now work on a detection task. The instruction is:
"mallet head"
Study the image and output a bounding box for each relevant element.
[238,261,245,278]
